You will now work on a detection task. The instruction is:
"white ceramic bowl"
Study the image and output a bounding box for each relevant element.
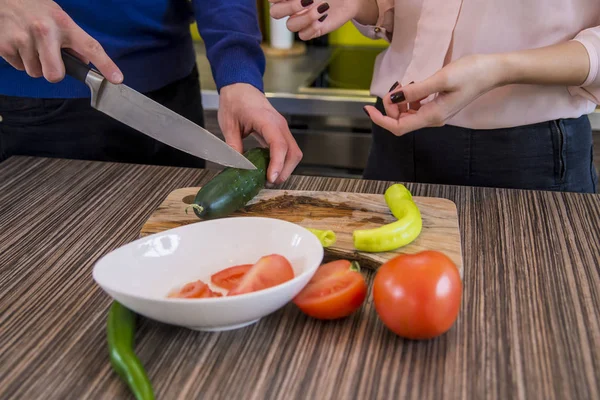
[93,217,324,331]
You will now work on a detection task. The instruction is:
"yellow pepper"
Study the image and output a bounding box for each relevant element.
[352,184,422,252]
[307,228,337,248]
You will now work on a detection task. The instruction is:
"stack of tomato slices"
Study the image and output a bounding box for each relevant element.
[168,254,295,298]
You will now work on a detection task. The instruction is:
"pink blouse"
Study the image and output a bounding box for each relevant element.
[353,0,600,129]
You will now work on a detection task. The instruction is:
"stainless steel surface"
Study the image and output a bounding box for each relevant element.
[195,43,376,118]
[84,70,256,170]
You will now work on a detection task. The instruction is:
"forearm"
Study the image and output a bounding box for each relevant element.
[494,40,590,87]
[354,0,379,26]
[192,0,265,92]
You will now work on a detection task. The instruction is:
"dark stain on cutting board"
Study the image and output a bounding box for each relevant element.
[181,193,382,226]
[239,194,370,223]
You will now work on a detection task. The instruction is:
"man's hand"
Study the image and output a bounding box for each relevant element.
[0,0,122,83]
[218,83,303,185]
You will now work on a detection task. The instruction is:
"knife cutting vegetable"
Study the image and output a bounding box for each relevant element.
[107,301,154,400]
[60,49,255,170]
[186,147,269,219]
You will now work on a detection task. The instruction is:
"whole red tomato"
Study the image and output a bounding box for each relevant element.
[373,250,462,340]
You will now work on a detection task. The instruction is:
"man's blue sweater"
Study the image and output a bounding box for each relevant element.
[0,0,265,98]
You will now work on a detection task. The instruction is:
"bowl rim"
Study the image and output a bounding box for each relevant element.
[92,216,325,303]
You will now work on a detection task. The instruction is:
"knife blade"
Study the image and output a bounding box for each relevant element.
[60,49,256,170]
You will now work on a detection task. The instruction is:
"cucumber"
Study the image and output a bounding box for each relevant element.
[186,147,270,220]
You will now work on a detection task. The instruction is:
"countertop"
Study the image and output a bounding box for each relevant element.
[1,156,599,399]
[193,43,600,129]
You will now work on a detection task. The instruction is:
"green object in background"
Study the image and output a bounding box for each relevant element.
[263,0,271,41]
[190,22,201,42]
[329,22,389,48]
[107,301,155,400]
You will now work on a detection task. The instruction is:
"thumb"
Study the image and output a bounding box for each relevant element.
[388,74,446,105]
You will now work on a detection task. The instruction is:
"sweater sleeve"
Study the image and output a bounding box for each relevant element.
[351,0,395,42]
[569,25,600,104]
[191,0,265,93]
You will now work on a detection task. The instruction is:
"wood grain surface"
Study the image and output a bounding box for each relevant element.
[1,156,599,400]
[140,187,463,274]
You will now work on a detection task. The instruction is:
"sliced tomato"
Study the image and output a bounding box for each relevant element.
[169,279,223,299]
[207,289,223,297]
[211,264,253,290]
[292,259,367,320]
[227,254,295,296]
[169,280,210,298]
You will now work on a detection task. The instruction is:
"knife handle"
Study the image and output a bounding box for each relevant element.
[61,49,92,83]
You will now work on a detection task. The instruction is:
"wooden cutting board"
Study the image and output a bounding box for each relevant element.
[140,187,463,275]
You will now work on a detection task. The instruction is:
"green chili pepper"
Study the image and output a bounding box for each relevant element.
[352,184,422,252]
[107,301,154,400]
[307,227,337,247]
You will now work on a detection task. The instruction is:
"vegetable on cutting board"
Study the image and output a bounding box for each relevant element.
[107,301,154,400]
[293,259,367,320]
[352,184,422,252]
[306,228,337,247]
[186,147,270,220]
[373,250,462,340]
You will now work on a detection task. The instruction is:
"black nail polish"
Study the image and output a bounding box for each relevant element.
[388,81,399,92]
[318,14,328,22]
[390,91,405,104]
[301,0,313,6]
[317,3,330,13]
[363,106,370,117]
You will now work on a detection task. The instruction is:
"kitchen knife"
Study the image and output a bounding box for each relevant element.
[60,49,256,170]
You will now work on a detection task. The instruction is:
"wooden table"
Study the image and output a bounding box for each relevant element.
[1,156,599,400]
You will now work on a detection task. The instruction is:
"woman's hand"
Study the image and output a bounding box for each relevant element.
[0,0,122,84]
[364,40,592,137]
[269,0,377,41]
[364,55,504,136]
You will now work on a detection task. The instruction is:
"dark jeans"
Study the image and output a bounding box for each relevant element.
[364,98,598,193]
[0,65,206,168]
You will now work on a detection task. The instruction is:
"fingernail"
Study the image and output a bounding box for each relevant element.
[318,14,328,22]
[112,72,123,83]
[317,3,329,13]
[390,91,405,104]
[271,171,279,182]
[363,106,370,117]
[301,0,313,6]
[388,81,399,92]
